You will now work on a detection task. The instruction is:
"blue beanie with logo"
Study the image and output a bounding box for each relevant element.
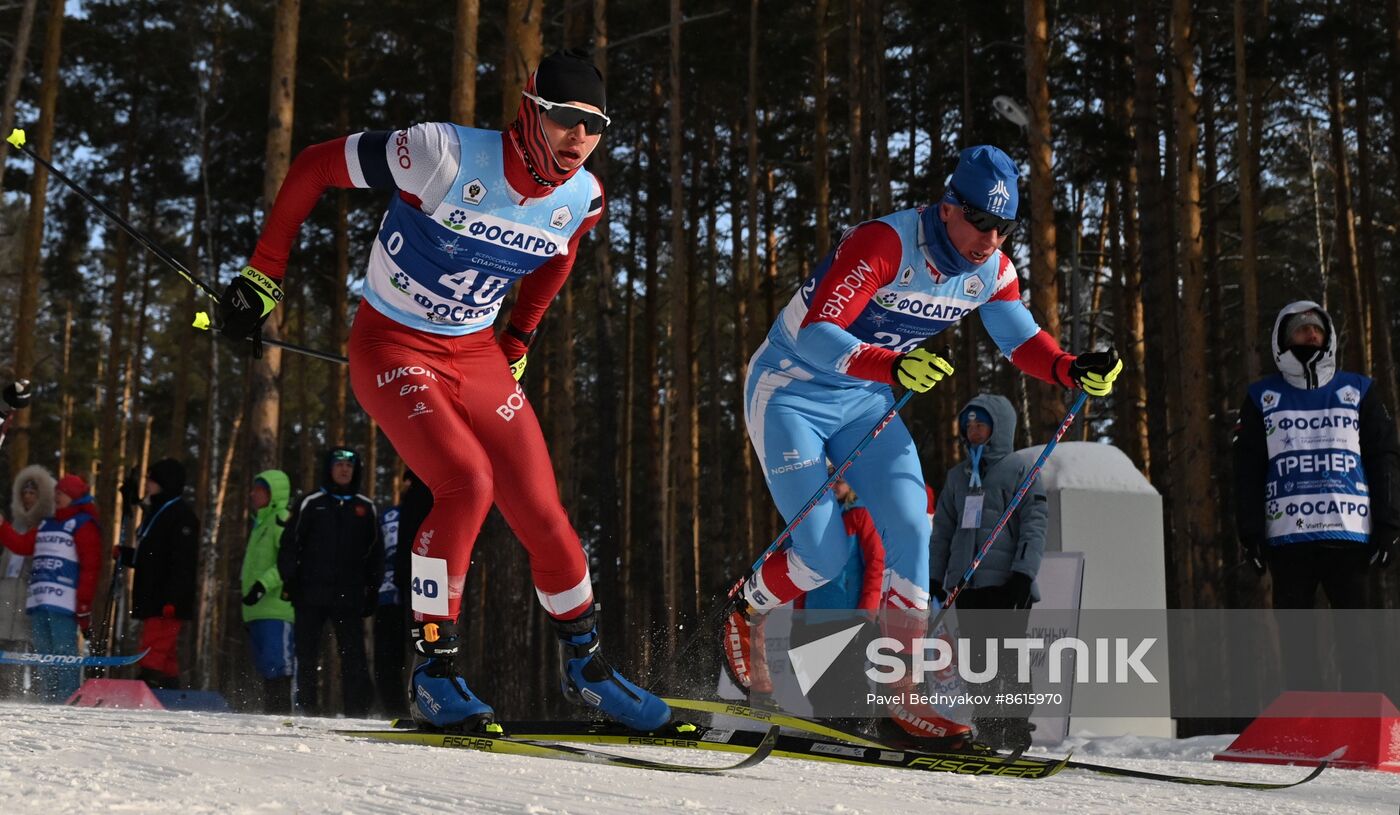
[959,405,994,436]
[943,146,1019,219]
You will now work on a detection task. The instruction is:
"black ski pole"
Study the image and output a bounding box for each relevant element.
[5,128,347,365]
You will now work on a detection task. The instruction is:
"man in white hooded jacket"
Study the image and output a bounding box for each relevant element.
[1233,301,1400,686]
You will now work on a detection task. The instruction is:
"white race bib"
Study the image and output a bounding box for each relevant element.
[960,494,984,529]
[409,553,450,617]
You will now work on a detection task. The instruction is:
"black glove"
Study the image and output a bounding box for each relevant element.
[118,468,142,515]
[216,265,283,354]
[115,546,137,568]
[1370,535,1395,570]
[1067,348,1123,397]
[242,581,267,606]
[931,585,948,608]
[1005,572,1034,609]
[1,379,31,414]
[1242,540,1267,576]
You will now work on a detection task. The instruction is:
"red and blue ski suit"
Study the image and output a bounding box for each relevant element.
[742,206,1075,618]
[248,123,601,623]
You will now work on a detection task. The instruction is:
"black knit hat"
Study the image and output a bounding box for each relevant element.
[535,48,605,113]
[148,458,187,498]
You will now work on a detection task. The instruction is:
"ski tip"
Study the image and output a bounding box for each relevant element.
[6,129,24,148]
[192,311,211,330]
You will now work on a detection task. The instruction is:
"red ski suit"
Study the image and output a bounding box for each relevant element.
[248,124,600,622]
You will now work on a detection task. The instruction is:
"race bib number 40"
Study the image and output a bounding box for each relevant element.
[410,553,450,617]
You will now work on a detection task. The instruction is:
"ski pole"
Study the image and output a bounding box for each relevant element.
[930,389,1089,632]
[5,128,347,365]
[97,520,132,664]
[728,388,915,600]
[644,386,919,692]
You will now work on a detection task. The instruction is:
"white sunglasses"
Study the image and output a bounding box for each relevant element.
[522,91,611,135]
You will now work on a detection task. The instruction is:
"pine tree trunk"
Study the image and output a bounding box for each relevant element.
[330,15,352,446]
[0,0,40,193]
[296,300,316,492]
[1109,21,1150,473]
[1023,0,1062,438]
[166,192,203,459]
[57,303,72,473]
[1390,0,1400,255]
[1324,0,1369,373]
[620,163,638,660]
[847,0,865,222]
[870,0,891,214]
[502,0,543,127]
[730,134,755,570]
[1203,84,1228,425]
[1134,0,1178,598]
[703,131,724,585]
[196,409,243,688]
[10,0,64,475]
[365,419,378,500]
[251,0,301,472]
[1203,84,1235,546]
[642,72,664,669]
[451,0,479,124]
[745,0,761,345]
[814,0,831,257]
[88,355,101,488]
[667,0,699,622]
[97,151,136,550]
[588,9,624,643]
[1169,0,1219,607]
[1232,0,1262,382]
[1351,0,1398,412]
[1117,175,1150,474]
[960,13,975,143]
[764,166,779,329]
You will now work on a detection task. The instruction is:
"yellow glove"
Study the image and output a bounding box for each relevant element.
[1068,349,1123,397]
[509,354,528,381]
[892,348,954,393]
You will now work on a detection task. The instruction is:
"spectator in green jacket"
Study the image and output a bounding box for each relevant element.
[240,470,295,714]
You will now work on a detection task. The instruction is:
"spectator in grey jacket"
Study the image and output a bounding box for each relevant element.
[930,393,1047,752]
[0,465,53,698]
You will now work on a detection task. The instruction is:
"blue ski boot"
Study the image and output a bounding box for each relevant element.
[554,609,671,732]
[409,621,495,731]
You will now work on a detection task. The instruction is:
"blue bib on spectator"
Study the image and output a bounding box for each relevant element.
[28,514,91,615]
[1249,372,1372,546]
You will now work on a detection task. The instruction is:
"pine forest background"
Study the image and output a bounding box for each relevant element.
[0,0,1398,731]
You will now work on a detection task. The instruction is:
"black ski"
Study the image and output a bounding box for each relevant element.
[1061,757,1327,790]
[496,719,1068,779]
[661,697,1327,790]
[335,722,778,775]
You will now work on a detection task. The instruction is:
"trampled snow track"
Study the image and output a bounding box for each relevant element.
[0,702,1396,814]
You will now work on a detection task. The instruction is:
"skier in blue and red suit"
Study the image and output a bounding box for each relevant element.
[723,145,1122,747]
[216,49,668,733]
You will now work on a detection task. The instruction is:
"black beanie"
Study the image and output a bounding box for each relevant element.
[148,458,187,498]
[535,48,606,112]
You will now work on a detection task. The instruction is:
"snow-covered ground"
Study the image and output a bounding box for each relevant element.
[1,702,1397,814]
